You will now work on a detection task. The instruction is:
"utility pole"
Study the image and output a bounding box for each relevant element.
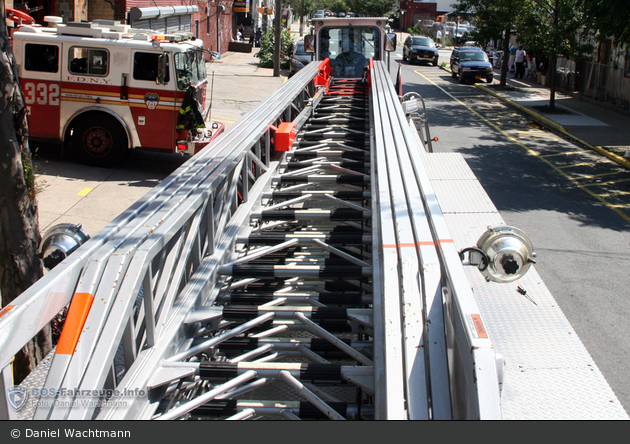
[300,0,304,36]
[273,0,281,76]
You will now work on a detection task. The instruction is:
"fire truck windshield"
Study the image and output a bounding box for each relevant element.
[174,49,207,90]
[318,26,381,77]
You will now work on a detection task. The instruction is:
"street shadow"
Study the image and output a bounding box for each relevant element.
[31,141,188,188]
[398,76,630,231]
[442,131,630,232]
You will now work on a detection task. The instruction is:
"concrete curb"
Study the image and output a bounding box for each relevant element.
[475,83,630,171]
[440,66,630,171]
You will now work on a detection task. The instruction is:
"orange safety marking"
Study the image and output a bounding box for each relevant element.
[417,241,435,246]
[275,121,296,151]
[383,243,417,249]
[0,305,16,320]
[315,58,332,94]
[438,239,454,244]
[55,293,94,355]
[471,314,488,339]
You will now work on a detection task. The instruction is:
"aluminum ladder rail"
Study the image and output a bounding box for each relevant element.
[371,61,502,420]
[0,60,503,420]
[0,61,323,420]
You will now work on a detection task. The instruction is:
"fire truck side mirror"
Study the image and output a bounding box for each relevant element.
[157,53,168,85]
[304,35,315,53]
[386,33,396,52]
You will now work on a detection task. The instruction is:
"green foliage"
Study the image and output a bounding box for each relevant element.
[284,0,320,17]
[453,0,523,44]
[21,150,36,199]
[329,1,348,14]
[583,0,630,45]
[254,27,293,69]
[454,0,594,59]
[407,24,423,36]
[516,0,593,60]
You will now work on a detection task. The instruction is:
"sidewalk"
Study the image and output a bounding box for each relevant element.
[204,46,288,130]
[473,69,630,169]
[203,20,309,130]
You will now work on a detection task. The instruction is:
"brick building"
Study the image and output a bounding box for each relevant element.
[399,1,437,31]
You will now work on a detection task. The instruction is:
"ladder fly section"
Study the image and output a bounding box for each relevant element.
[0,60,502,420]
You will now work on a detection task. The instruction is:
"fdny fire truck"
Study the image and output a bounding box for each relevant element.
[11,18,222,167]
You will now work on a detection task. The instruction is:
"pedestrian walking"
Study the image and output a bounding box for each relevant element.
[514,45,526,79]
[508,44,516,73]
[526,53,536,80]
[255,28,262,47]
[436,28,442,44]
[249,27,255,46]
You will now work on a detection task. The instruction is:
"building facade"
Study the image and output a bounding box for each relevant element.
[10,0,238,60]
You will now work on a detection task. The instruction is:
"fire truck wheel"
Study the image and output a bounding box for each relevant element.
[72,115,127,167]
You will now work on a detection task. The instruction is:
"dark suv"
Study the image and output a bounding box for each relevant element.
[403,35,439,66]
[450,46,493,84]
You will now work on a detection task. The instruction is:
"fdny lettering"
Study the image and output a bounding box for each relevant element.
[66,76,112,85]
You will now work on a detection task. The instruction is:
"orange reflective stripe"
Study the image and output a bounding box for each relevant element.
[0,305,16,319]
[383,243,420,249]
[55,293,94,355]
[438,239,454,244]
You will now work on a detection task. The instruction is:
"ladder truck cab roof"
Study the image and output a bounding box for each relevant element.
[13,19,204,50]
[305,17,395,77]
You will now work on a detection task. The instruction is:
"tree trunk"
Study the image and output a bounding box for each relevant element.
[549,0,560,109]
[500,27,510,87]
[549,53,557,109]
[0,6,52,384]
[273,0,282,77]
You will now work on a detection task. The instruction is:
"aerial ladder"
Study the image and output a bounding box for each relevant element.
[0,18,627,421]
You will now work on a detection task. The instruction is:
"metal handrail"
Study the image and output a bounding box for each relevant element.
[0,61,324,419]
[1,59,503,421]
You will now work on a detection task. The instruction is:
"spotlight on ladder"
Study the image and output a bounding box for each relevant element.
[39,223,90,270]
[459,225,537,283]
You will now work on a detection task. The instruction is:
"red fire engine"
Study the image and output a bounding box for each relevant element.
[11,18,223,167]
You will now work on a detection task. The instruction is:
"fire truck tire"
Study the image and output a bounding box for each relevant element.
[72,115,127,167]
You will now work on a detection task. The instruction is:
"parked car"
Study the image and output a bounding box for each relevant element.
[402,35,439,66]
[450,46,493,84]
[448,27,467,45]
[289,40,313,76]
